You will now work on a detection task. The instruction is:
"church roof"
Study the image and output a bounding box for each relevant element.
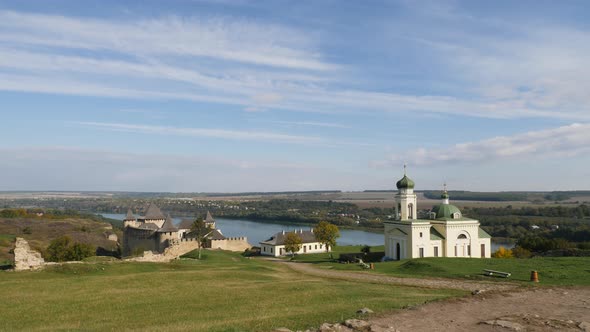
[478,227,492,238]
[396,175,415,189]
[260,230,316,245]
[157,214,178,232]
[144,204,165,220]
[124,209,136,221]
[430,228,445,240]
[432,204,462,220]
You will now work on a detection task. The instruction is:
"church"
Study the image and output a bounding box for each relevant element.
[384,168,491,260]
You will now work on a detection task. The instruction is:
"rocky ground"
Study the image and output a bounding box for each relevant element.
[276,261,590,332]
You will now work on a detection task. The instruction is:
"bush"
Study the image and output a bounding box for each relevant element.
[492,246,513,258]
[46,236,95,262]
[512,246,532,258]
[22,227,32,235]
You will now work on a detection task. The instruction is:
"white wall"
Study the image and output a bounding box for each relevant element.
[260,242,327,257]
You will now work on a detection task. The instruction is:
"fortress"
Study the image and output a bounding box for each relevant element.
[123,204,251,257]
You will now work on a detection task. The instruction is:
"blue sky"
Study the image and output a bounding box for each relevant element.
[1,0,590,192]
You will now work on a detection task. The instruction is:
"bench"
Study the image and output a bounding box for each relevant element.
[483,269,511,278]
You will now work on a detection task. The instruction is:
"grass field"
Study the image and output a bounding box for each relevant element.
[0,250,463,331]
[293,247,590,286]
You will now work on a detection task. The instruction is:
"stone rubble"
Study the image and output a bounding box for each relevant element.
[13,237,45,271]
[480,319,523,331]
[278,320,399,332]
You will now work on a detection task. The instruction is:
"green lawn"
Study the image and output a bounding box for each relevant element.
[0,250,463,331]
[293,246,590,286]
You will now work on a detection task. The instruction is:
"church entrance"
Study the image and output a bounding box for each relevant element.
[396,243,401,260]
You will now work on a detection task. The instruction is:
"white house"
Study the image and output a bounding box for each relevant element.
[260,229,329,257]
[384,168,492,260]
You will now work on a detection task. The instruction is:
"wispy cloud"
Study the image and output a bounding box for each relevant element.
[266,120,351,129]
[74,121,322,145]
[374,123,590,166]
[1,8,590,122]
[0,10,335,71]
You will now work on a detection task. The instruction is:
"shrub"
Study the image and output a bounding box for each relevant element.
[512,246,532,258]
[46,236,95,262]
[22,227,32,235]
[361,245,371,254]
[492,246,513,258]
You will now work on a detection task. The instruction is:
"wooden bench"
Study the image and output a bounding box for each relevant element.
[483,269,511,278]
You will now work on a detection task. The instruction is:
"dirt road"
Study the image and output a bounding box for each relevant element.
[279,261,590,331]
[281,261,517,291]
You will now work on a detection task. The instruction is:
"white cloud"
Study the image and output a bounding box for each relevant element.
[266,120,351,129]
[0,10,335,71]
[375,123,590,166]
[74,121,322,145]
[1,9,590,122]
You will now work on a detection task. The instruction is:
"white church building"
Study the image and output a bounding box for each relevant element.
[384,169,491,260]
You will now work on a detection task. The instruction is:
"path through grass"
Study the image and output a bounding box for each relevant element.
[0,250,463,331]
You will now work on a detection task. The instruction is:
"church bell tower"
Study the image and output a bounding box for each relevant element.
[395,165,417,220]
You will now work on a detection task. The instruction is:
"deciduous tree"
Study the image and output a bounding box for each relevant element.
[190,217,212,259]
[314,221,340,257]
[284,232,302,258]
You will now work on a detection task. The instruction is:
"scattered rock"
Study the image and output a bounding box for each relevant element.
[273,328,293,332]
[472,289,485,295]
[318,323,353,332]
[579,321,590,332]
[344,319,370,331]
[13,237,45,271]
[480,320,523,331]
[357,307,374,314]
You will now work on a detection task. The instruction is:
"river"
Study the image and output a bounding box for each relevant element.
[100,213,511,250]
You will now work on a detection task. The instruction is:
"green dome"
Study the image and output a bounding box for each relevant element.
[396,175,415,189]
[432,204,462,219]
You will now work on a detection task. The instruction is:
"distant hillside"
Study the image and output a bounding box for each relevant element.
[422,191,590,202]
[0,210,121,266]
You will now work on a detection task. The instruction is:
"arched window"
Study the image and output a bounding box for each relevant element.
[408,203,414,219]
[457,234,467,239]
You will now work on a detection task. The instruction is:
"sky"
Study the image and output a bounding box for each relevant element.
[1,0,590,192]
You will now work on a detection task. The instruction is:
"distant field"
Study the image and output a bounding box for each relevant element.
[0,250,463,331]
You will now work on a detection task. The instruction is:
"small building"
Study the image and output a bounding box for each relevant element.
[260,229,329,257]
[384,168,492,260]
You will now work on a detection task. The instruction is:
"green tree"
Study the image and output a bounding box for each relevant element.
[47,236,73,262]
[283,232,302,258]
[313,221,340,258]
[46,236,95,262]
[190,217,212,260]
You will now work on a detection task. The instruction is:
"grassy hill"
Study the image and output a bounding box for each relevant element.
[0,250,463,331]
[294,249,590,286]
[0,215,121,266]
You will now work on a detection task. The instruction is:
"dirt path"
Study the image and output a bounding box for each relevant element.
[370,287,590,331]
[280,261,517,291]
[277,261,590,331]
